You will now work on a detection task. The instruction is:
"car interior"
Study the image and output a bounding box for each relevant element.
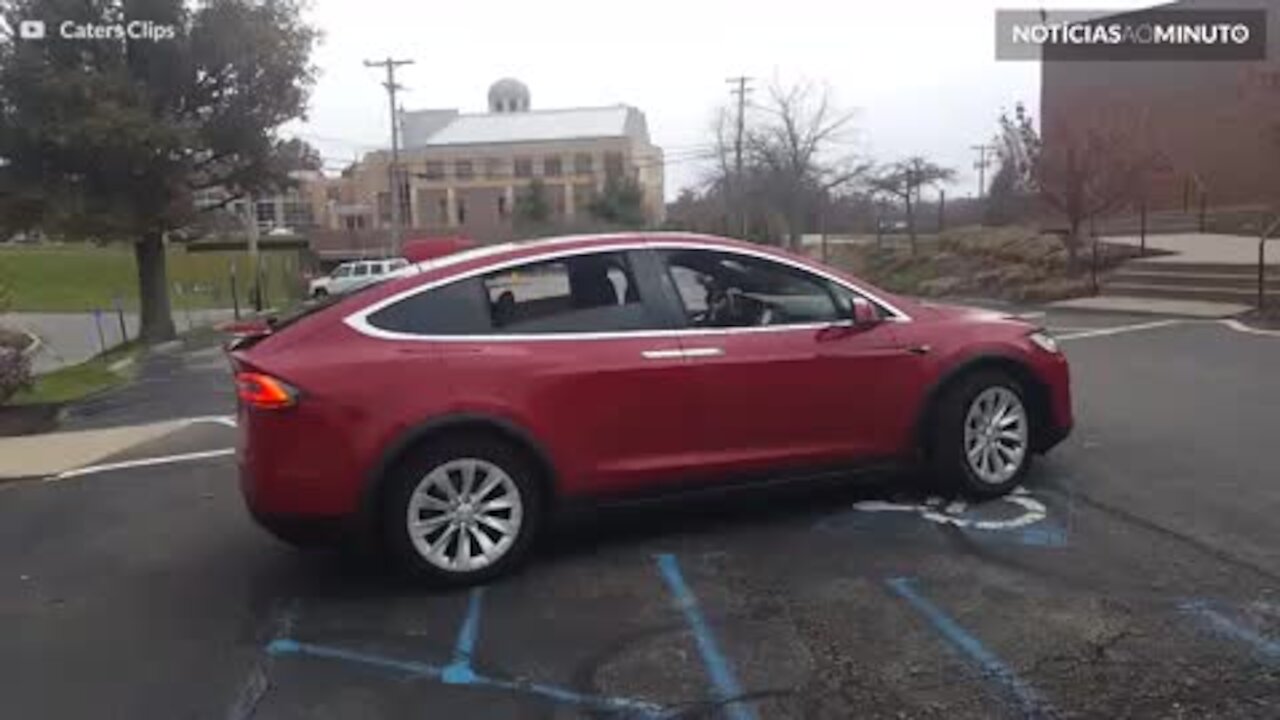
[486,254,644,332]
[663,251,848,328]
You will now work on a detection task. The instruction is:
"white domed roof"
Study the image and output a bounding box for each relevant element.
[488,78,530,113]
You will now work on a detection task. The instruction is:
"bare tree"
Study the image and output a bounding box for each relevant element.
[697,81,868,248]
[869,157,955,254]
[1033,106,1161,273]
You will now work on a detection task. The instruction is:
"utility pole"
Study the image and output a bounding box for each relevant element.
[726,76,752,239]
[971,143,996,199]
[365,57,415,256]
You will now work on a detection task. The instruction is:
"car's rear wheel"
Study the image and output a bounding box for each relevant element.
[312,288,328,299]
[930,371,1032,498]
[383,437,542,584]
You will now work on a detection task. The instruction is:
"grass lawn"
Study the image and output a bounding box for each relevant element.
[10,343,141,405]
[0,243,306,312]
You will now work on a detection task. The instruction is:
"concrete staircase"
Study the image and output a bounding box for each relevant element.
[1102,259,1280,305]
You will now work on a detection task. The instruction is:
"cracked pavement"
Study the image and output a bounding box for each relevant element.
[0,309,1277,718]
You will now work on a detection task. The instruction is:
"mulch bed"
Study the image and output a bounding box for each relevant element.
[0,403,62,437]
[1238,308,1280,330]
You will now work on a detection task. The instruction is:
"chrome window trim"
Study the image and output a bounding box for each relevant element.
[344,240,911,342]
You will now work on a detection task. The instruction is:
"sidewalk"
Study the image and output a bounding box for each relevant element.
[1103,233,1274,266]
[0,419,192,480]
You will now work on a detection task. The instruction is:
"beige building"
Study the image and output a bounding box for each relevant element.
[326,78,665,243]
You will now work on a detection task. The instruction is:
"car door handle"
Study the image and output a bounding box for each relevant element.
[641,347,725,360]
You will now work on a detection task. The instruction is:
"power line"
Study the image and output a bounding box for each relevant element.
[364,57,414,255]
[971,143,996,199]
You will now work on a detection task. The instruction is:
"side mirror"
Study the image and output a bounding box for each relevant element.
[851,297,882,326]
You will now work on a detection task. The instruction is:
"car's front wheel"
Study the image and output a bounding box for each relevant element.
[383,437,542,584]
[930,371,1032,498]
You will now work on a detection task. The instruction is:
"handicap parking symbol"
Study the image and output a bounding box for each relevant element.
[817,486,1069,548]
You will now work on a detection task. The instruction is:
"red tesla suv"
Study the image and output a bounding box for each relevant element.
[231,233,1071,584]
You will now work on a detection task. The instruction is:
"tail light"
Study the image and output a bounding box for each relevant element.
[236,372,299,410]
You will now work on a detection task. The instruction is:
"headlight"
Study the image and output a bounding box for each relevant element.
[1028,329,1059,354]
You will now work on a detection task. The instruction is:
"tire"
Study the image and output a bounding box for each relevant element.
[312,288,328,299]
[381,436,543,585]
[928,370,1033,499]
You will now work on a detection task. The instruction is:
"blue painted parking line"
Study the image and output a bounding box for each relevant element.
[443,587,484,684]
[1179,600,1280,663]
[263,588,670,717]
[268,639,666,715]
[655,553,758,720]
[885,577,1056,719]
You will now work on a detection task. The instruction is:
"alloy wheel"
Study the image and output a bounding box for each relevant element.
[962,386,1028,485]
[405,458,524,572]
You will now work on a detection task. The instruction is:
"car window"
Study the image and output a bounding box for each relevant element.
[353,264,369,277]
[370,262,385,275]
[481,251,661,334]
[333,265,352,278]
[366,278,490,335]
[660,249,840,328]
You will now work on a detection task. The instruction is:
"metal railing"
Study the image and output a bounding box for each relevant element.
[1258,217,1280,311]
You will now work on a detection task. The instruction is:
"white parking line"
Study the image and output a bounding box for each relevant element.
[52,448,235,480]
[1220,319,1280,338]
[184,415,237,428]
[1057,320,1183,341]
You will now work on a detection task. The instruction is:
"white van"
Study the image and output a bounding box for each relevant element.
[309,258,409,298]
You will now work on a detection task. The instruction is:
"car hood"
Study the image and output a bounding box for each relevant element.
[903,299,1033,327]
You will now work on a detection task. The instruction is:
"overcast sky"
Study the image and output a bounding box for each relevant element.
[289,0,1154,199]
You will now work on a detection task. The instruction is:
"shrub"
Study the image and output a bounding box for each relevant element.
[0,328,33,404]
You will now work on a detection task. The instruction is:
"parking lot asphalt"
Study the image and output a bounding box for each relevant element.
[2,309,1278,719]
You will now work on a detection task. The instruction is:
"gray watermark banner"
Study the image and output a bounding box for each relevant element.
[996,8,1268,61]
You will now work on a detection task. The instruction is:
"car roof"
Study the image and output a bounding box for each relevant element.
[326,231,913,329]
[356,232,846,306]
[402,232,769,278]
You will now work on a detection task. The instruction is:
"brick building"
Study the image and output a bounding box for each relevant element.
[1040,0,1280,212]
[318,78,664,253]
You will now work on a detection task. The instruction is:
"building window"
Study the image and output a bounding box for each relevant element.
[455,160,474,180]
[485,158,504,179]
[377,192,391,224]
[424,161,445,180]
[574,153,593,175]
[514,157,533,178]
[457,198,467,225]
[604,152,625,180]
[497,195,508,218]
[343,215,367,230]
[543,156,562,177]
[282,200,313,228]
[437,198,448,224]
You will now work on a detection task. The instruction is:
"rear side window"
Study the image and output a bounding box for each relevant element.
[481,252,661,334]
[366,278,490,335]
[353,264,369,277]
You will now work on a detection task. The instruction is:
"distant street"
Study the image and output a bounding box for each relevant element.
[4,309,235,372]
